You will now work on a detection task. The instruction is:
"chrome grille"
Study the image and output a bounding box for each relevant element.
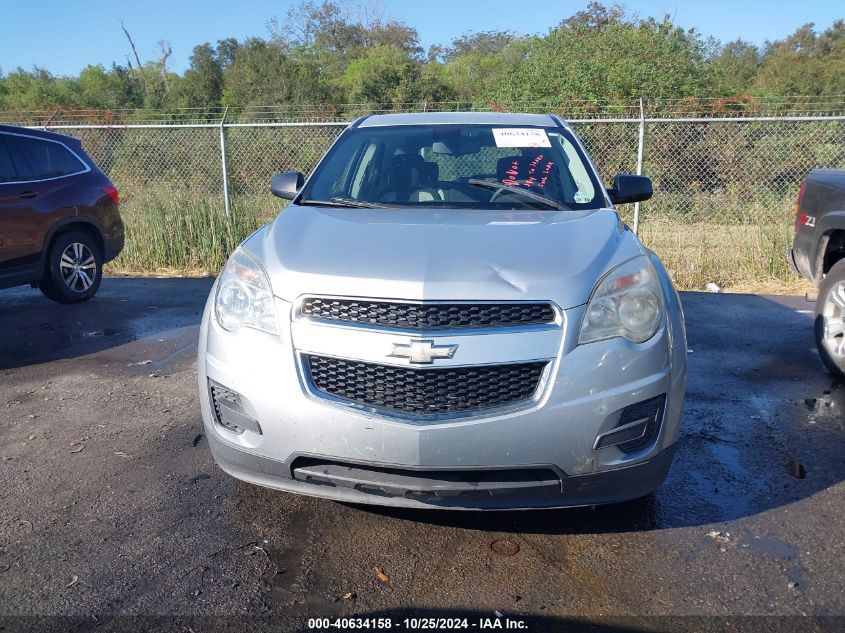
[300,298,555,330]
[304,355,547,416]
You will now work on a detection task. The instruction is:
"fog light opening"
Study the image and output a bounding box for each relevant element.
[209,381,262,435]
[594,394,665,453]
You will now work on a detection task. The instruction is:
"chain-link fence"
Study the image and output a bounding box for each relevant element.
[570,115,843,288]
[10,110,845,288]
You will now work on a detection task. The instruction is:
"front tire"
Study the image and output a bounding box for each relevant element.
[39,231,103,304]
[814,258,845,381]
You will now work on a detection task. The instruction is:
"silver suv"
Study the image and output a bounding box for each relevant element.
[198,112,687,510]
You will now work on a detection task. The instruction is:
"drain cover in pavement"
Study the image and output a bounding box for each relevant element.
[488,538,520,556]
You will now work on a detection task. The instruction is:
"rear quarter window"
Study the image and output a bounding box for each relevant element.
[5,135,87,180]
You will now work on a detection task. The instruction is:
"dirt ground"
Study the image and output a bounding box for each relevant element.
[0,279,843,633]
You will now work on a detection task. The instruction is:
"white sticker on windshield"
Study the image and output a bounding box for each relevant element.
[492,128,552,148]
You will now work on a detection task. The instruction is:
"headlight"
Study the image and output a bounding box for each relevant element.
[578,255,663,345]
[214,249,278,334]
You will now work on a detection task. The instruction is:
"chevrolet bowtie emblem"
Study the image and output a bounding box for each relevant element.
[388,339,458,364]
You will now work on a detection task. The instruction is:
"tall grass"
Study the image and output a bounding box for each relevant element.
[106,190,803,291]
[636,192,800,290]
[107,190,278,276]
[639,221,795,289]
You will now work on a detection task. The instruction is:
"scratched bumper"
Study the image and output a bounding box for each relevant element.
[206,432,677,510]
[198,285,687,510]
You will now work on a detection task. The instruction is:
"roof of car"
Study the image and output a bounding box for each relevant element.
[356,112,565,128]
[0,123,82,145]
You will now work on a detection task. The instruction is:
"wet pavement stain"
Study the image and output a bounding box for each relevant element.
[787,458,807,480]
[743,536,809,593]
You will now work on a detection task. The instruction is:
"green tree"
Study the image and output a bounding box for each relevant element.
[444,38,533,102]
[70,65,135,109]
[410,61,456,104]
[221,38,330,107]
[367,21,423,58]
[216,38,240,68]
[562,1,626,29]
[341,45,414,107]
[0,68,67,110]
[441,30,519,61]
[709,40,761,95]
[754,21,845,95]
[0,70,7,110]
[490,6,711,104]
[2,1,844,116]
[269,1,425,103]
[178,44,224,107]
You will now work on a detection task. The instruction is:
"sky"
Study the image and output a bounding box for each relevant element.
[0,0,842,76]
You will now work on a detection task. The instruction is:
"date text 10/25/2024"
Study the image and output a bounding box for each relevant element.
[307,616,528,630]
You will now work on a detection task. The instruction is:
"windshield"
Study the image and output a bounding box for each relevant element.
[299,124,606,211]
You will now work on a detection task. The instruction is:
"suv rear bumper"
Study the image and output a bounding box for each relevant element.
[103,233,124,263]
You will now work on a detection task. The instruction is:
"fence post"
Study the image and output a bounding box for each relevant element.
[43,110,58,130]
[633,98,645,235]
[219,106,231,217]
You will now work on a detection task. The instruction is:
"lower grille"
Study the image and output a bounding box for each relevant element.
[304,354,547,416]
[290,457,561,505]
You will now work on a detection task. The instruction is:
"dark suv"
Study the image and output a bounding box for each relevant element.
[0,125,124,302]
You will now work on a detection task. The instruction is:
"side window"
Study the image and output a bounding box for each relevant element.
[0,137,17,183]
[5,135,86,180]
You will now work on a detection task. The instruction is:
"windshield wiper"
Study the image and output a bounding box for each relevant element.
[468,179,571,211]
[298,197,388,209]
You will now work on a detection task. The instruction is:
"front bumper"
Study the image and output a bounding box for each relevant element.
[198,290,687,510]
[208,432,677,510]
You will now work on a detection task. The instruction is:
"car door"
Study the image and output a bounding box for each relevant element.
[0,133,80,271]
[0,134,43,270]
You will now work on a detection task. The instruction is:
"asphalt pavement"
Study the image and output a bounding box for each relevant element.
[0,279,843,633]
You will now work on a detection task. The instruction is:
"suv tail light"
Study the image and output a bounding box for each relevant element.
[793,178,806,232]
[103,185,119,205]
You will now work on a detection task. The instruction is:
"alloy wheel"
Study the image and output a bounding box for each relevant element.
[821,280,845,358]
[60,242,97,292]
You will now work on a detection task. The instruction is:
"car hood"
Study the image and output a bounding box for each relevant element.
[244,205,643,309]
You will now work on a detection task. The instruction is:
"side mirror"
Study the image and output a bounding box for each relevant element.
[607,173,653,205]
[270,171,305,200]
